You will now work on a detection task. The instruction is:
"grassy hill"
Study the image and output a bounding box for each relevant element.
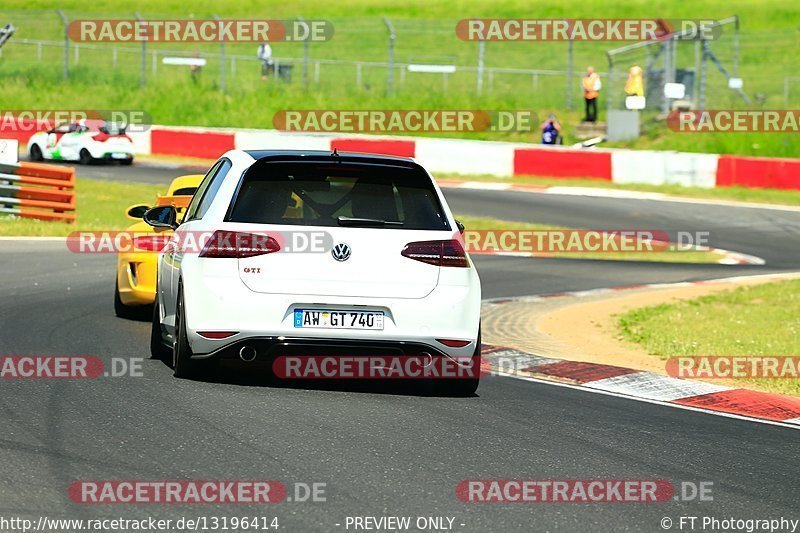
[1,0,798,157]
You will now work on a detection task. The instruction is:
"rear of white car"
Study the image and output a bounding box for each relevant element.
[150,150,481,393]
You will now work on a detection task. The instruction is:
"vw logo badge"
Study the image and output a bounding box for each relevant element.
[331,243,352,262]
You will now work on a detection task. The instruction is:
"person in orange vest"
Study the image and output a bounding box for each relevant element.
[625,65,644,97]
[582,66,601,123]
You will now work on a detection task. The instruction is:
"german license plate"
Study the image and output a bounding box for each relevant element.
[293,309,384,330]
[111,153,129,159]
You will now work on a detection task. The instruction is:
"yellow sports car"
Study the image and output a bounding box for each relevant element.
[114,174,203,317]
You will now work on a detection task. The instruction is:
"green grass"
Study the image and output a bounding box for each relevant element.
[440,173,800,206]
[618,279,800,396]
[0,178,162,236]
[1,0,799,157]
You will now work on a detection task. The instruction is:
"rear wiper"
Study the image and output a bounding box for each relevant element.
[337,216,404,227]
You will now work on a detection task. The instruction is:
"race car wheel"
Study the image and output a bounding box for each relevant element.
[173,282,215,378]
[120,158,134,166]
[149,293,171,360]
[436,328,481,397]
[29,144,43,162]
[79,149,93,165]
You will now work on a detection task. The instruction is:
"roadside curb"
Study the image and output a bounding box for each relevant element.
[480,272,800,428]
[479,343,800,428]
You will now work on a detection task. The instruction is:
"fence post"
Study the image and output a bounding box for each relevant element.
[476,39,485,95]
[661,38,673,114]
[606,53,613,113]
[298,17,309,88]
[693,39,701,109]
[566,39,574,110]
[135,12,146,87]
[698,38,707,110]
[56,10,69,80]
[383,17,395,95]
[214,15,226,93]
[732,15,740,78]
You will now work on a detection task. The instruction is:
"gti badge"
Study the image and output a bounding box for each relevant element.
[331,243,351,262]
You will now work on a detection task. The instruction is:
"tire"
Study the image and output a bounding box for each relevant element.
[29,144,43,162]
[149,293,171,360]
[120,157,134,166]
[114,282,138,319]
[172,283,215,378]
[79,149,93,165]
[436,329,481,397]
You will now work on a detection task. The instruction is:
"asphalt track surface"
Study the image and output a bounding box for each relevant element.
[1,161,799,532]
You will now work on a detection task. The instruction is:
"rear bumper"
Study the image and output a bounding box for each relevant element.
[192,336,455,361]
[88,143,135,160]
[180,266,481,359]
[116,254,157,306]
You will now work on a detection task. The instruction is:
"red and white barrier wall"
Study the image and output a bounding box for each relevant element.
[9,124,800,190]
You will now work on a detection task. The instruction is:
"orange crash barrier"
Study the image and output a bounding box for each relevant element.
[0,162,76,223]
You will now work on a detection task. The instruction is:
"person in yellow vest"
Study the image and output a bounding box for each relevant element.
[625,65,644,97]
[582,66,601,123]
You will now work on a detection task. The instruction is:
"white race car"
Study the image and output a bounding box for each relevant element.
[28,121,135,165]
[145,149,482,394]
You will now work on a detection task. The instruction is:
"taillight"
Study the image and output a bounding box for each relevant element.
[92,132,110,142]
[132,235,171,251]
[197,331,239,339]
[401,239,468,268]
[437,339,472,348]
[199,230,281,258]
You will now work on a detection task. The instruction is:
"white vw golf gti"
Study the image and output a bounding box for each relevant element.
[145,150,481,394]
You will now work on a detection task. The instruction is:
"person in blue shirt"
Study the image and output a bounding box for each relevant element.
[541,114,562,145]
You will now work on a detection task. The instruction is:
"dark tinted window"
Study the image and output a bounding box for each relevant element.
[227,162,449,230]
[184,159,232,222]
[173,187,197,196]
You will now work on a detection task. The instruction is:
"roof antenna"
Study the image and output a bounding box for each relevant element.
[331,147,339,157]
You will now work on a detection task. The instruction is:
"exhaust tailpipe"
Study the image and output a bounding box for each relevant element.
[418,352,434,368]
[239,345,257,362]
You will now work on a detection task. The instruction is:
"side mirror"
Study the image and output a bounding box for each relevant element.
[126,204,150,219]
[455,220,465,234]
[143,205,178,230]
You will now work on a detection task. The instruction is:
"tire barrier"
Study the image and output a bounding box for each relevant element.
[0,161,76,223]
